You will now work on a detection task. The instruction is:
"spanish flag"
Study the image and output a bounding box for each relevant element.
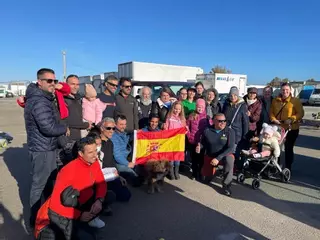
[132,127,186,165]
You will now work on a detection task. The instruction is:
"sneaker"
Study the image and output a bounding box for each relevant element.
[253,153,262,159]
[222,184,232,197]
[88,217,105,228]
[241,150,250,155]
[102,206,113,216]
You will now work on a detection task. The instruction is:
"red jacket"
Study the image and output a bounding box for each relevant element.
[17,82,70,119]
[49,157,107,220]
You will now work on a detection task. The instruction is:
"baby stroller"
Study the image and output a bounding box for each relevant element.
[236,125,291,190]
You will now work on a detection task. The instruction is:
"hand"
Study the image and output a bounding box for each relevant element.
[66,127,70,136]
[247,111,251,117]
[273,120,281,125]
[210,158,219,166]
[80,211,95,222]
[284,119,292,125]
[55,83,63,90]
[87,121,93,129]
[185,126,189,133]
[128,162,135,168]
[114,170,119,177]
[195,143,201,154]
[90,199,102,215]
[119,176,127,186]
[18,96,24,103]
[162,123,168,130]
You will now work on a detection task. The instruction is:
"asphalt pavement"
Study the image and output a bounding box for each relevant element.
[0,98,319,240]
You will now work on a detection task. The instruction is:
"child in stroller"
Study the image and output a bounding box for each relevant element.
[237,123,291,189]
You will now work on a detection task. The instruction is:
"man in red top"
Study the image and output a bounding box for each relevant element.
[35,137,107,240]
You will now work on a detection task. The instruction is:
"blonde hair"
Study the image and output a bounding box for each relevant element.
[166,101,186,124]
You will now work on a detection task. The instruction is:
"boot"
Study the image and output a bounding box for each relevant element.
[174,166,180,180]
[168,166,175,180]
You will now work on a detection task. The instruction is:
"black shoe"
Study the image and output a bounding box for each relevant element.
[222,184,232,197]
[102,206,113,216]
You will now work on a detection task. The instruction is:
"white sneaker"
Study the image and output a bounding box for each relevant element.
[241,150,250,155]
[88,217,105,228]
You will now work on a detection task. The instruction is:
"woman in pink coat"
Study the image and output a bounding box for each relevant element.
[187,99,209,180]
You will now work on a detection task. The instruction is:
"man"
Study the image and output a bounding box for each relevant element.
[111,115,139,184]
[64,74,92,141]
[142,115,160,132]
[196,113,235,196]
[98,75,118,118]
[137,86,153,129]
[100,117,131,202]
[35,137,107,240]
[270,82,304,171]
[115,77,139,133]
[24,68,67,227]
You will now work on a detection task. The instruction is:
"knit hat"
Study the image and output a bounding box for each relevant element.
[263,127,274,137]
[247,87,258,94]
[229,86,239,97]
[196,98,206,108]
[85,84,97,98]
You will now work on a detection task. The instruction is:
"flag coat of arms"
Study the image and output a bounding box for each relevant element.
[132,127,186,165]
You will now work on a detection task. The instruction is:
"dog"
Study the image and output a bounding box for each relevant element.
[144,160,171,194]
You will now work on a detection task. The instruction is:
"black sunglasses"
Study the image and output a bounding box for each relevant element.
[107,82,118,87]
[104,127,116,131]
[217,120,227,123]
[122,85,132,89]
[40,78,58,84]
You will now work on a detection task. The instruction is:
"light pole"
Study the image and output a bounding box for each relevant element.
[62,51,66,81]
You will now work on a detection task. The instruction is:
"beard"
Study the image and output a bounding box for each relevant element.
[140,98,152,105]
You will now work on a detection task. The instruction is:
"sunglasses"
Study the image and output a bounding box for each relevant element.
[40,78,58,84]
[217,120,227,123]
[107,82,118,87]
[104,127,116,131]
[122,85,132,89]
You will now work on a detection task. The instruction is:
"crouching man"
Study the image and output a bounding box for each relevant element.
[197,113,235,196]
[34,137,107,240]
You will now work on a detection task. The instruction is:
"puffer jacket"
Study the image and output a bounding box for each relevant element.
[223,98,249,144]
[24,83,67,152]
[205,88,222,119]
[243,95,262,132]
[270,95,304,130]
[187,112,209,144]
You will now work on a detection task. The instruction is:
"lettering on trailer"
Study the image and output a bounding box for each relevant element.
[216,76,235,82]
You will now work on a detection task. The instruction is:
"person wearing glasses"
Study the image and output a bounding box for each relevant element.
[270,82,304,171]
[178,87,188,101]
[24,68,68,228]
[196,113,235,196]
[115,77,139,133]
[98,75,118,118]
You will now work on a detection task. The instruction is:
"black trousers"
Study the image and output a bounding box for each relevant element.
[284,129,299,170]
[188,142,204,178]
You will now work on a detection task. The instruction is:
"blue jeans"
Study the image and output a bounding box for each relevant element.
[116,163,138,177]
[170,161,180,167]
[108,178,131,202]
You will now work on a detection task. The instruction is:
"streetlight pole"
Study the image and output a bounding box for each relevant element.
[62,51,67,81]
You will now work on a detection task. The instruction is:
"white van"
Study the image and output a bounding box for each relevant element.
[308,88,320,105]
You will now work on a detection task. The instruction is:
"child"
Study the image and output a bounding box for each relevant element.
[186,99,209,180]
[242,123,281,159]
[163,101,186,180]
[81,84,106,137]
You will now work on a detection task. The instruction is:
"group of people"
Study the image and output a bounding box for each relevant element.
[22,68,304,239]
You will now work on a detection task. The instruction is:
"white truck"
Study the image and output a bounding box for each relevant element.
[118,61,204,82]
[196,73,247,96]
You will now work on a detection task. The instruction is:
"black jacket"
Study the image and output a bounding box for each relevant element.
[223,98,249,144]
[137,99,153,129]
[24,83,67,152]
[150,99,170,127]
[101,139,116,168]
[115,92,139,132]
[98,92,117,118]
[64,94,89,141]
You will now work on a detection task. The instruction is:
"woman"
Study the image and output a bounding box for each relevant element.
[243,87,262,139]
[151,87,176,128]
[182,87,196,118]
[270,83,304,171]
[178,87,188,101]
[258,86,273,133]
[205,88,222,120]
[195,82,205,100]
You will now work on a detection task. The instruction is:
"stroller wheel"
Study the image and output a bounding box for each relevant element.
[252,179,260,190]
[237,173,245,183]
[281,168,291,183]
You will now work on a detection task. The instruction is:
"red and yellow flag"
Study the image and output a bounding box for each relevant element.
[132,127,186,165]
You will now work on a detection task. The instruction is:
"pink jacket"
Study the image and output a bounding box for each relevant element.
[82,98,106,124]
[186,112,208,145]
[165,115,186,130]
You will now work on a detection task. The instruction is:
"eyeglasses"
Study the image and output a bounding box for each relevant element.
[123,85,132,89]
[217,120,227,123]
[40,79,58,84]
[107,82,118,87]
[103,127,116,131]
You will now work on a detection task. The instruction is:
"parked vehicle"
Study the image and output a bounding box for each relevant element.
[308,88,320,105]
[299,86,315,105]
[0,87,6,98]
[6,91,14,98]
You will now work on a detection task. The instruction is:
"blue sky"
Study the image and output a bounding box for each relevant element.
[0,0,319,84]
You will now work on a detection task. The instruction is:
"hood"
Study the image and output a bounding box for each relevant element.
[26,83,54,101]
[205,88,219,105]
[243,95,261,105]
[226,97,244,106]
